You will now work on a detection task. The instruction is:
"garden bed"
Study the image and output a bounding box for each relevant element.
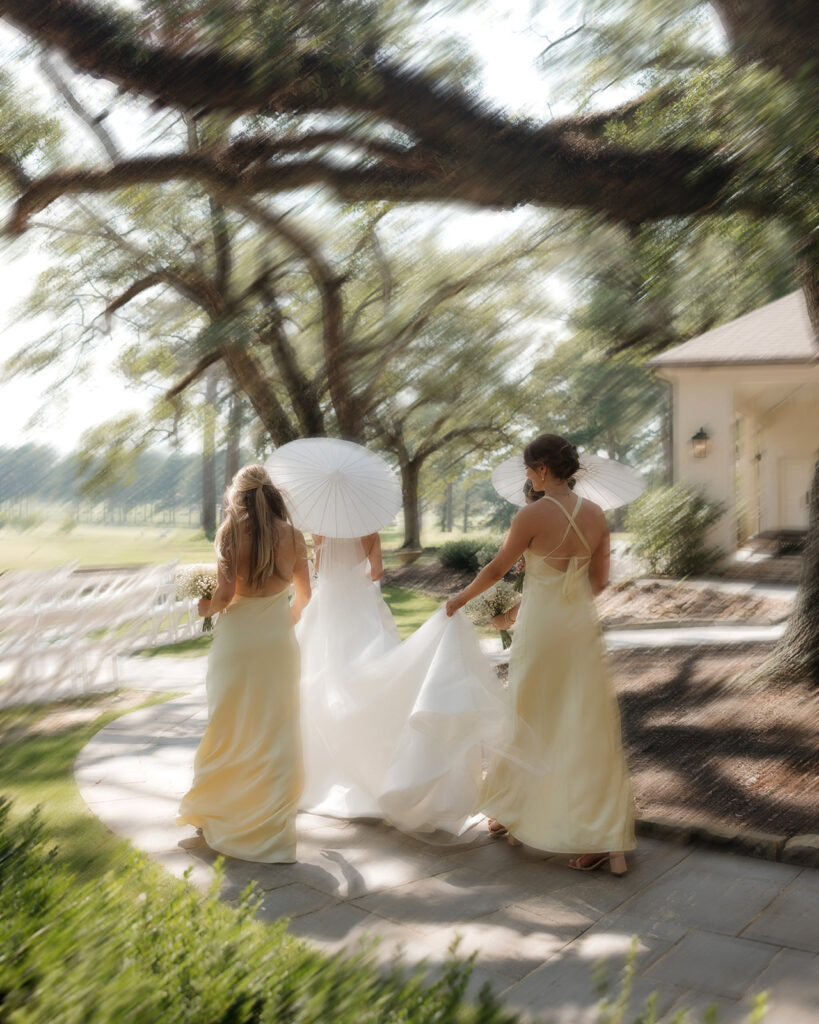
[383,564,794,625]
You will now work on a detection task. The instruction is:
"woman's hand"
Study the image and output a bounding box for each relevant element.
[491,601,520,631]
[445,592,465,617]
[197,597,211,618]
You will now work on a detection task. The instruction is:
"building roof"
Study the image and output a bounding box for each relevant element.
[648,291,818,368]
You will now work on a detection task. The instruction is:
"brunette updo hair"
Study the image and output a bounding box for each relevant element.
[523,434,581,484]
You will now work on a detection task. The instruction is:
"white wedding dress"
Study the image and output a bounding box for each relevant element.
[296,538,517,839]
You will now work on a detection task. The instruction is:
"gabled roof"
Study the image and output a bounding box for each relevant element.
[648,291,817,367]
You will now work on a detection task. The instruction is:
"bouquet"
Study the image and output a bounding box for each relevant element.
[175,564,218,632]
[464,579,520,649]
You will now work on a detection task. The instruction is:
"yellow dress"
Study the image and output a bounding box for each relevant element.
[480,497,636,854]
[177,590,304,863]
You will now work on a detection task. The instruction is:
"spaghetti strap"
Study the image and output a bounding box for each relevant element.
[541,495,592,556]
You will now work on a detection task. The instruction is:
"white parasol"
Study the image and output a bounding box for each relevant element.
[265,437,401,538]
[491,452,646,511]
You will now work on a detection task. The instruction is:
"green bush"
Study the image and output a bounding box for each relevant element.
[0,798,511,1024]
[0,799,751,1023]
[626,484,725,577]
[439,537,501,572]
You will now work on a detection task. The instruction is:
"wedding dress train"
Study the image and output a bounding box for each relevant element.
[296,538,519,838]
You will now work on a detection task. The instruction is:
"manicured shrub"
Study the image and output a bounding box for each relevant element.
[0,799,511,1024]
[626,484,725,578]
[439,537,501,572]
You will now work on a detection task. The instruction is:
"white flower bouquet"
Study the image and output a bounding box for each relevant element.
[464,579,520,649]
[175,563,218,632]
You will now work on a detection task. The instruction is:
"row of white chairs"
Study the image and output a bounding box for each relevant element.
[0,561,201,708]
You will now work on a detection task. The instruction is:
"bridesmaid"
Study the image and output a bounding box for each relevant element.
[446,434,635,875]
[177,464,311,863]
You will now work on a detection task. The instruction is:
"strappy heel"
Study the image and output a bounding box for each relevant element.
[568,853,609,872]
[609,852,628,876]
[488,818,508,837]
[568,852,628,876]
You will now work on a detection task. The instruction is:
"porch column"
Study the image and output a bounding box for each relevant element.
[672,372,736,554]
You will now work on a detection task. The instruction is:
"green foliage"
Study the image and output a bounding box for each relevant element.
[627,483,725,577]
[439,536,500,572]
[0,798,518,1024]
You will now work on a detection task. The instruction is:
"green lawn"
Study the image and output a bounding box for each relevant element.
[0,522,215,571]
[0,693,179,883]
[0,520,487,573]
[382,585,440,637]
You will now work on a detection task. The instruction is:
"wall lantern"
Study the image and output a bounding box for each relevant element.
[690,427,710,459]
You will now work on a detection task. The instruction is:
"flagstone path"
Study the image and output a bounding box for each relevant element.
[74,655,818,1024]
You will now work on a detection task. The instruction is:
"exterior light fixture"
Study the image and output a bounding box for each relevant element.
[690,427,710,459]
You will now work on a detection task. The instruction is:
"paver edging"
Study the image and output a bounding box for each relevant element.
[602,617,787,630]
[780,833,819,868]
[635,816,811,865]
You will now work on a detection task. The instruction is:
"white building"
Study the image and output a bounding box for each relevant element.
[649,291,818,554]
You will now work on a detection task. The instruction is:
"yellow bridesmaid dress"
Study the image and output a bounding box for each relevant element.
[480,496,636,854]
[177,590,304,863]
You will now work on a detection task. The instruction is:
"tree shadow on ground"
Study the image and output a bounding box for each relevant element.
[613,644,818,836]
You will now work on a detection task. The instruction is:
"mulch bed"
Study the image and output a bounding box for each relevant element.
[497,645,818,839]
[384,564,794,625]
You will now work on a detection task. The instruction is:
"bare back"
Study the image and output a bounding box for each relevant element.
[513,493,610,596]
[234,518,300,597]
[525,496,601,565]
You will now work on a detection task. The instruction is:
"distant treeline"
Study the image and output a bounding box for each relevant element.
[0,444,250,522]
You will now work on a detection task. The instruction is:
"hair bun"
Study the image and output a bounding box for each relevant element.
[523,434,580,482]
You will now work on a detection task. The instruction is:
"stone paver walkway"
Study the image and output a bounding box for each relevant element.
[76,656,818,1024]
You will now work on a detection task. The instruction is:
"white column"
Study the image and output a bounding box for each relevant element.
[672,371,736,554]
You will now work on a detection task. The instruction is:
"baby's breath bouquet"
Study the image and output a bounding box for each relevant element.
[464,579,519,649]
[175,564,218,632]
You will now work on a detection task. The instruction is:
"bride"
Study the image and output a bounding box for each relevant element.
[296,531,512,838]
[297,532,400,818]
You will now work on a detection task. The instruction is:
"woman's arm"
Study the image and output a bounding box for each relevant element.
[291,530,312,623]
[445,510,532,617]
[198,561,236,618]
[587,512,611,597]
[361,532,384,582]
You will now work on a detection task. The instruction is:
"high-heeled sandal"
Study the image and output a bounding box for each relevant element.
[488,818,508,837]
[609,852,628,876]
[568,853,609,872]
[568,852,628,876]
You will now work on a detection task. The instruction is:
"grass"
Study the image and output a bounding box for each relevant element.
[382,585,440,637]
[0,522,215,571]
[0,692,178,883]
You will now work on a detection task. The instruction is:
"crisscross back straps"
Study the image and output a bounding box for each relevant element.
[541,495,592,557]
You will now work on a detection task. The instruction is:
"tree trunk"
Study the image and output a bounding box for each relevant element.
[462,488,471,533]
[400,458,422,549]
[201,368,218,539]
[443,481,454,532]
[224,391,242,489]
[757,453,819,686]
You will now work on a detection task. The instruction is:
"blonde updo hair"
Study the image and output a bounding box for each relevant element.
[215,464,292,588]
